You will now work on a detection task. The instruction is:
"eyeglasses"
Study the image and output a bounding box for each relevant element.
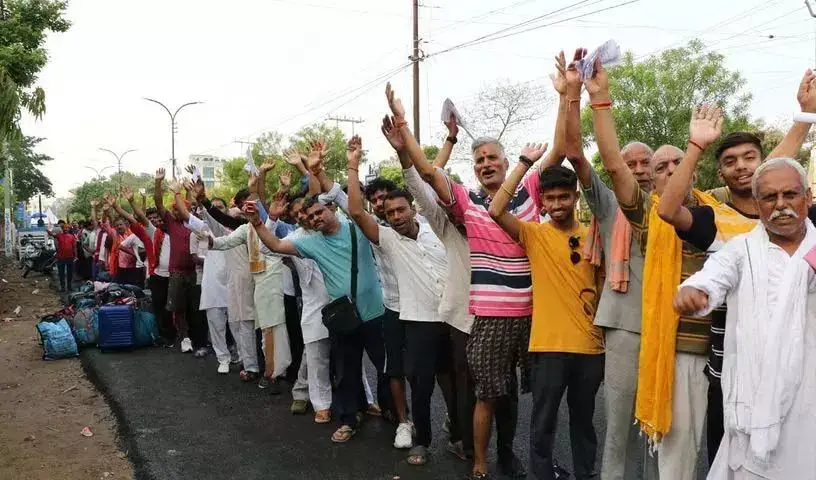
[569,235,581,265]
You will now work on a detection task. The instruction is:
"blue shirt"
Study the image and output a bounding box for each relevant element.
[290,219,384,321]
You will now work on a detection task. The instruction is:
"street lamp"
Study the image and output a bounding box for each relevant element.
[84,165,114,180]
[143,98,203,179]
[98,148,136,190]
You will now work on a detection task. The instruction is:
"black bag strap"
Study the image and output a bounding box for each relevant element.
[350,223,358,301]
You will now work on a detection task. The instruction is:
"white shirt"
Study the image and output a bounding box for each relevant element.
[146,223,171,278]
[98,231,109,263]
[320,182,401,312]
[283,265,295,296]
[287,228,331,343]
[120,233,146,268]
[403,166,474,333]
[186,215,229,309]
[377,222,447,322]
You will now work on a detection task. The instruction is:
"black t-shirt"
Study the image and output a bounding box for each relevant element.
[675,203,816,383]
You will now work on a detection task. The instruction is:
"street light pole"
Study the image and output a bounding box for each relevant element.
[84,165,114,180]
[98,148,135,190]
[143,98,203,179]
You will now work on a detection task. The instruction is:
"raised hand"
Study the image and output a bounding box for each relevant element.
[381,115,405,152]
[192,179,207,202]
[444,112,459,139]
[121,186,134,202]
[550,50,567,95]
[566,48,586,96]
[583,58,609,98]
[673,286,709,315]
[260,157,277,173]
[385,82,406,120]
[798,69,816,113]
[280,170,292,189]
[90,199,99,208]
[306,141,325,171]
[167,179,182,194]
[185,165,196,176]
[155,168,166,181]
[102,192,116,207]
[284,149,303,166]
[689,104,724,150]
[269,195,287,219]
[247,174,259,194]
[520,142,549,163]
[183,180,195,193]
[347,135,363,169]
[242,201,261,225]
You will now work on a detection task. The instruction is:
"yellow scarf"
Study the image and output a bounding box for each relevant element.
[636,189,723,443]
[247,224,266,274]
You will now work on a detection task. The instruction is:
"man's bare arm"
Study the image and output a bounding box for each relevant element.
[768,70,816,160]
[153,168,167,217]
[242,202,300,257]
[487,143,547,242]
[431,114,458,169]
[345,136,381,245]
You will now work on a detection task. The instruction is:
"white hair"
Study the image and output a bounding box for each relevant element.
[620,141,654,159]
[751,157,808,198]
[470,136,506,159]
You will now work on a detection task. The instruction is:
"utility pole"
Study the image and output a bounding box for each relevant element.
[327,116,365,136]
[99,148,136,191]
[412,0,422,143]
[144,98,203,179]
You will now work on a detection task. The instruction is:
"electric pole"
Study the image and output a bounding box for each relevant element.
[327,116,365,136]
[412,0,422,143]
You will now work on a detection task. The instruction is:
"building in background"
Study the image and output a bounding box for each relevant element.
[188,154,225,189]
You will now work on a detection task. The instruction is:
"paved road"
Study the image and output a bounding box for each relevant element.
[82,347,709,480]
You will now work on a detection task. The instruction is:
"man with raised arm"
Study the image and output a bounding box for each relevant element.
[386,82,557,479]
[674,157,816,479]
[345,135,449,466]
[243,179,385,445]
[656,70,816,467]
[584,58,722,479]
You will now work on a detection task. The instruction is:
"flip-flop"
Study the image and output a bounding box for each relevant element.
[314,409,331,424]
[331,425,356,443]
[407,445,428,466]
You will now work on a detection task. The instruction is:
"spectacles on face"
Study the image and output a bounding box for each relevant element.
[569,235,581,265]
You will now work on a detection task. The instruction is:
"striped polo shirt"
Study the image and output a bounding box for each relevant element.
[445,169,542,318]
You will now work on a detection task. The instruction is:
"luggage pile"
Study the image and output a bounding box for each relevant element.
[35,282,160,360]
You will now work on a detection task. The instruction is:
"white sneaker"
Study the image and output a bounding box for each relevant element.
[393,422,414,449]
[217,362,229,374]
[180,338,193,353]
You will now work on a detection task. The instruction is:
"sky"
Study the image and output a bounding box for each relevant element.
[17,0,816,205]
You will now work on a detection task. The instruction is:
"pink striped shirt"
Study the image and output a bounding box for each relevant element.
[446,169,542,317]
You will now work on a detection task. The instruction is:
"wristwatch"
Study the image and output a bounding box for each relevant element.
[446,136,458,145]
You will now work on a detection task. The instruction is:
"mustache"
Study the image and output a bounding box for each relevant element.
[769,208,799,220]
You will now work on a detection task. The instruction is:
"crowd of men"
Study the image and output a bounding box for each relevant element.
[51,48,816,480]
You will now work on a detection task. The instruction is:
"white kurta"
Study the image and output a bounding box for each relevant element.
[682,231,816,480]
[200,209,255,321]
[184,216,228,310]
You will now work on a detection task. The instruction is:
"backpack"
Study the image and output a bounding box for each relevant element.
[72,307,99,347]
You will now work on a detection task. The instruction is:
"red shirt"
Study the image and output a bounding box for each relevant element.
[162,211,194,273]
[54,232,76,260]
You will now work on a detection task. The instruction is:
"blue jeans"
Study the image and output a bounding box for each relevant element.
[57,259,74,291]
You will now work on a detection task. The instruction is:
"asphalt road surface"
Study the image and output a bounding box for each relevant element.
[82,347,709,480]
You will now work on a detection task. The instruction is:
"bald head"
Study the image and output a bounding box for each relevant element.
[620,141,654,191]
[652,144,687,195]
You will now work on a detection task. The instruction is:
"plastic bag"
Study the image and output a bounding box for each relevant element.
[36,318,79,360]
[71,307,99,347]
[133,310,159,347]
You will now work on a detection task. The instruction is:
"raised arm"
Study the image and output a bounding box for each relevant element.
[767,69,816,159]
[111,191,139,226]
[584,59,639,205]
[561,50,592,186]
[657,105,723,230]
[432,114,458,169]
[487,143,548,242]
[304,141,334,194]
[90,199,98,224]
[345,136,381,245]
[167,179,190,222]
[257,158,276,208]
[241,202,300,257]
[122,187,149,227]
[153,168,167,217]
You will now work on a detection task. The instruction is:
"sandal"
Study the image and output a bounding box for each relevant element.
[407,445,428,466]
[446,440,468,461]
[467,472,490,480]
[239,370,259,382]
[290,400,308,415]
[364,403,382,417]
[331,425,356,443]
[314,409,331,424]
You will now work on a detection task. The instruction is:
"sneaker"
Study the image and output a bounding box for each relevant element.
[258,377,269,389]
[180,338,193,353]
[393,422,414,449]
[193,347,208,358]
[217,362,230,374]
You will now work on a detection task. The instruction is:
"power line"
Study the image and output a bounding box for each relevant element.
[426,0,640,59]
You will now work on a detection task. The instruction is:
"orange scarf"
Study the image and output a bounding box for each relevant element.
[583,208,632,293]
[107,227,132,277]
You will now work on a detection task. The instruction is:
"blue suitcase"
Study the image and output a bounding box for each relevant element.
[97,305,134,351]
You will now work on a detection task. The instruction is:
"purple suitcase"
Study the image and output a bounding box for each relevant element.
[97,305,134,351]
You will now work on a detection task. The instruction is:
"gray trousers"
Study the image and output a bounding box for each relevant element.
[601,328,658,480]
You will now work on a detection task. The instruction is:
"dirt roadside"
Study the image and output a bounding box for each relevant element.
[0,257,133,480]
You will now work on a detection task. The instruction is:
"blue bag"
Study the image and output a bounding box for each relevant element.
[133,310,159,347]
[72,307,99,347]
[36,318,79,360]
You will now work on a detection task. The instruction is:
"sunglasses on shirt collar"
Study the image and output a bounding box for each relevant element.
[569,235,581,265]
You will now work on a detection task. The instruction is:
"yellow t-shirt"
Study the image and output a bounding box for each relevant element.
[518,221,604,354]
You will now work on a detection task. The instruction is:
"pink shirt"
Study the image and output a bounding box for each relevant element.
[445,169,542,318]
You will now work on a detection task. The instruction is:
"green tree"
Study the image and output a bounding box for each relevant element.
[581,40,753,191]
[1,135,52,201]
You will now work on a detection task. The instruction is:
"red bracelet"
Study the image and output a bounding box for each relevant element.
[590,101,613,110]
[688,140,705,152]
